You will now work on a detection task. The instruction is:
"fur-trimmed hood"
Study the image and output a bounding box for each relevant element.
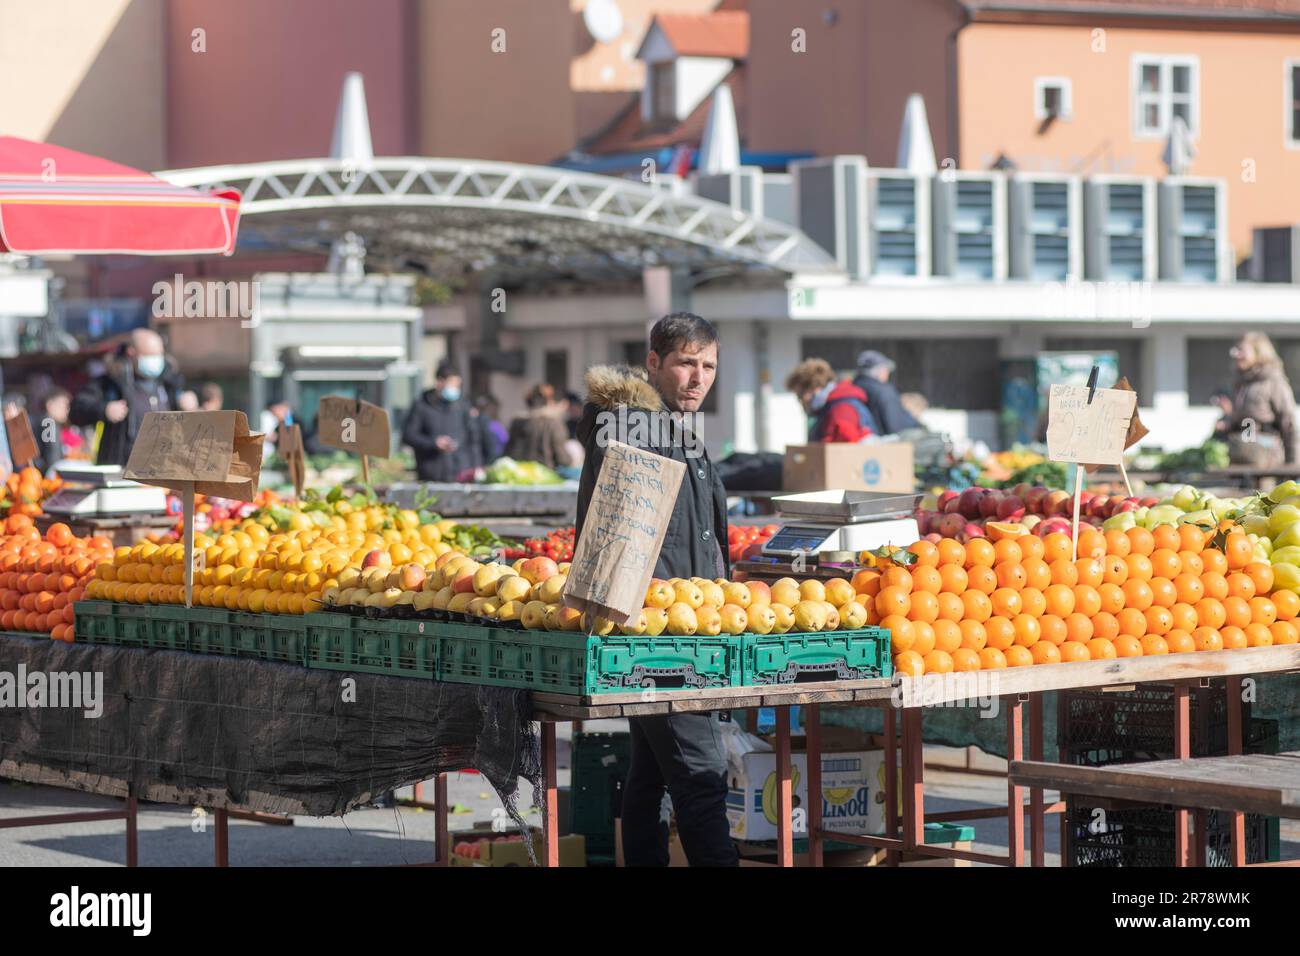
[583,364,663,412]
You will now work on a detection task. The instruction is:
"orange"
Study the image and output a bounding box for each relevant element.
[951,647,982,672]
[966,564,998,595]
[1064,612,1094,643]
[1220,625,1249,649]
[1087,638,1117,660]
[1018,535,1045,562]
[875,586,912,618]
[1019,587,1046,618]
[990,587,1022,618]
[1200,548,1228,575]
[937,539,966,566]
[1044,583,1075,617]
[1149,548,1182,579]
[852,569,883,597]
[937,564,969,594]
[1042,532,1073,564]
[1226,573,1257,601]
[1073,585,1102,618]
[995,561,1028,590]
[1143,605,1173,636]
[1114,634,1145,658]
[1244,562,1274,596]
[1124,553,1153,581]
[978,647,1008,669]
[881,567,914,593]
[1038,614,1068,646]
[908,589,940,623]
[1091,611,1120,642]
[1222,595,1252,629]
[1249,596,1277,625]
[910,621,936,656]
[1075,557,1104,588]
[959,619,988,651]
[960,589,993,623]
[894,650,925,677]
[1098,582,1126,615]
[1077,529,1107,560]
[963,538,996,568]
[1166,629,1196,654]
[909,565,943,595]
[1271,589,1300,621]
[993,538,1024,566]
[923,649,955,674]
[1101,554,1129,586]
[1192,626,1223,651]
[1126,527,1156,556]
[1178,551,1205,576]
[1200,571,1229,601]
[1177,523,1206,553]
[984,616,1016,651]
[1012,614,1041,647]
[1148,577,1177,609]
[1269,621,1299,645]
[1022,558,1052,591]
[1140,634,1170,656]
[1244,623,1274,647]
[1118,607,1149,638]
[1152,525,1181,552]
[1170,602,1199,633]
[932,619,963,654]
[1059,640,1091,662]
[1030,641,1061,665]
[1104,529,1132,558]
[908,540,940,567]
[936,592,965,622]
[1121,579,1153,611]
[1223,533,1252,570]
[1172,572,1204,605]
[1004,645,1034,667]
[1048,558,1079,587]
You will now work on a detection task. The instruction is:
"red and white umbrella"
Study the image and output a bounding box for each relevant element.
[0,136,241,256]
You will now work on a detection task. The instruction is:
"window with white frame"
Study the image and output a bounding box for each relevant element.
[1034,77,1072,121]
[1287,60,1300,146]
[1132,55,1198,137]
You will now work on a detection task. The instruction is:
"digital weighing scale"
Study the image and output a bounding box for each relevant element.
[758,490,921,564]
[43,463,169,517]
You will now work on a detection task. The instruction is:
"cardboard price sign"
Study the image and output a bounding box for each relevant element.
[1045,385,1137,467]
[563,441,686,626]
[279,422,306,499]
[4,408,38,467]
[124,410,264,499]
[317,396,390,458]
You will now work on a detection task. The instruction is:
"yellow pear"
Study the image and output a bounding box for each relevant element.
[432,585,455,609]
[520,600,548,630]
[699,580,726,608]
[448,591,476,613]
[771,579,801,607]
[824,578,856,608]
[496,599,524,622]
[538,574,567,604]
[618,611,648,636]
[695,605,723,636]
[581,611,616,636]
[665,602,698,635]
[793,600,828,632]
[496,574,532,603]
[771,603,795,634]
[413,590,439,612]
[643,607,669,636]
[800,579,827,602]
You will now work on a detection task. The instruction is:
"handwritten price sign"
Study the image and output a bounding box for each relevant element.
[1045,385,1137,466]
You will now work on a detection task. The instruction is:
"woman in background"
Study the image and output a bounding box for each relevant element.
[1226,332,1296,467]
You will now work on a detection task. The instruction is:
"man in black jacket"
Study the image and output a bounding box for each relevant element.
[402,361,500,481]
[852,349,920,435]
[574,312,736,866]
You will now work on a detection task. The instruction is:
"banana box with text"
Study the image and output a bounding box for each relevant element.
[726,749,901,842]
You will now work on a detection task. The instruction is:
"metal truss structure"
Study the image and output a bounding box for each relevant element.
[160,158,838,284]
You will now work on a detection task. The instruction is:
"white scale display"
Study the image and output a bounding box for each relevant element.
[758,490,921,561]
[42,463,168,517]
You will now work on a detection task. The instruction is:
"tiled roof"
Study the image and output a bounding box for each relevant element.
[647,10,749,58]
[582,66,747,155]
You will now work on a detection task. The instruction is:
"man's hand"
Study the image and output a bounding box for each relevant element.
[178,390,198,411]
[435,435,458,452]
[105,400,128,424]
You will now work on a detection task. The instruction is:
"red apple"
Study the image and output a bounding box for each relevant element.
[979,493,1002,519]
[938,513,966,538]
[924,533,943,544]
[1024,486,1050,514]
[996,496,1025,521]
[1011,482,1031,500]
[1113,499,1140,514]
[938,489,960,510]
[957,488,985,520]
[520,556,559,585]
[962,522,986,538]
[1139,496,1160,508]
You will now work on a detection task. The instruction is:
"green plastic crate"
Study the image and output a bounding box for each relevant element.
[72,601,190,651]
[303,612,437,678]
[569,732,631,863]
[186,606,239,656]
[742,629,891,685]
[227,611,307,663]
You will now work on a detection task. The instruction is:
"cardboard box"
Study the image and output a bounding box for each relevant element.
[450,828,586,867]
[726,749,901,843]
[783,442,915,493]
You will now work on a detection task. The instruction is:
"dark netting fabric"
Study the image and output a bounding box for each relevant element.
[0,639,541,832]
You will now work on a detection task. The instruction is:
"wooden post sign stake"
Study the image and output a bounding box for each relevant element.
[562,440,686,626]
[124,411,264,607]
[278,422,306,500]
[316,396,390,489]
[4,406,38,468]
[1045,371,1137,562]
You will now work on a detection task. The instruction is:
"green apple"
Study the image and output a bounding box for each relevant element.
[1269,505,1300,536]
[1146,505,1184,528]
[1267,480,1300,504]
[1172,485,1200,511]
[1272,521,1300,551]
[1270,545,1300,567]
[1179,509,1215,529]
[1103,512,1138,532]
[1241,514,1271,537]
[1272,561,1300,592]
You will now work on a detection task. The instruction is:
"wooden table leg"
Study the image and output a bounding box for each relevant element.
[806,703,823,868]
[901,707,924,853]
[1226,675,1247,867]
[542,722,559,867]
[434,773,449,866]
[1007,696,1025,867]
[214,807,229,867]
[884,703,899,866]
[1173,682,1191,867]
[1057,690,1070,868]
[125,796,138,868]
[1029,693,1044,867]
[775,706,794,868]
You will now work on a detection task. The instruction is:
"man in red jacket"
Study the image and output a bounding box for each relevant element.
[786,358,877,442]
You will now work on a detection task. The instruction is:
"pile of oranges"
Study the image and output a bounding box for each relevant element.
[0,517,110,642]
[851,525,1299,677]
[2,466,63,519]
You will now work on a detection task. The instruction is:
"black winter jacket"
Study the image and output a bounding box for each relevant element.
[852,373,920,435]
[402,389,500,482]
[574,365,728,581]
[69,357,186,467]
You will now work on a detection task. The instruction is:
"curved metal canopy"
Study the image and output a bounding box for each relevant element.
[159,157,838,285]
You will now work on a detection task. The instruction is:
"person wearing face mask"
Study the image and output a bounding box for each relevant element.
[402,360,497,481]
[786,358,876,443]
[70,327,194,467]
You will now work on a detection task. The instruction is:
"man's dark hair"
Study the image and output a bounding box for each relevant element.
[649,312,718,359]
[435,360,457,381]
[198,382,223,406]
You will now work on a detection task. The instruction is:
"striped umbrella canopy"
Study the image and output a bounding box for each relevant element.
[0,136,240,255]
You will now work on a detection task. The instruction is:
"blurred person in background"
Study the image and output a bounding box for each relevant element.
[564,390,583,440]
[70,328,195,467]
[786,358,876,442]
[1225,332,1296,466]
[260,399,295,461]
[29,388,84,473]
[852,350,920,435]
[472,393,509,452]
[505,383,573,470]
[403,360,498,481]
[198,382,224,411]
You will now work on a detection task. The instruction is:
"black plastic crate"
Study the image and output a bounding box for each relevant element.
[1059,682,1244,766]
[568,732,630,865]
[1065,800,1276,867]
